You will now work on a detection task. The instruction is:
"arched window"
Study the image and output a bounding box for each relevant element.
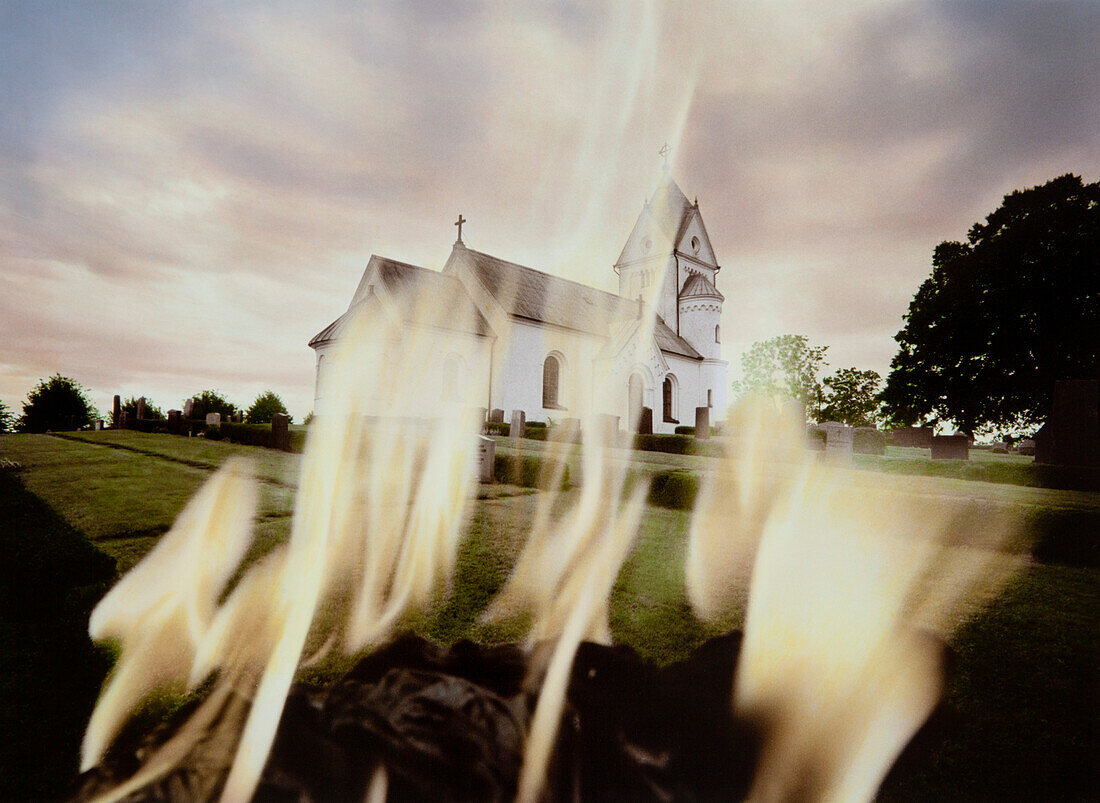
[707,389,713,408]
[543,354,561,408]
[715,324,721,343]
[663,375,676,422]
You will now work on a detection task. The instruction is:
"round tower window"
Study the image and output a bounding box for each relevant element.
[642,238,652,253]
[691,236,700,253]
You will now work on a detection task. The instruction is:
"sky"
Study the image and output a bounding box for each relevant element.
[2,0,1097,422]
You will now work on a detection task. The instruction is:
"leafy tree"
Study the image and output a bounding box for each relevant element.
[246,391,292,424]
[187,390,237,421]
[731,334,829,419]
[17,375,98,433]
[114,396,165,426]
[881,174,1099,435]
[0,400,14,433]
[818,368,882,427]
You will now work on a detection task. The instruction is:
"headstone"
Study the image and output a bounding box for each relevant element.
[477,408,488,427]
[1017,438,1037,456]
[136,397,147,420]
[556,418,582,443]
[167,410,181,433]
[113,395,121,428]
[183,398,194,419]
[991,441,1009,454]
[94,419,104,431]
[206,412,222,428]
[1035,380,1099,467]
[823,423,854,463]
[930,434,969,460]
[509,410,526,440]
[594,414,620,446]
[235,411,244,423]
[476,435,496,483]
[637,407,653,435]
[119,411,129,429]
[489,408,505,424]
[853,427,886,455]
[271,413,290,451]
[890,426,934,448]
[694,406,710,439]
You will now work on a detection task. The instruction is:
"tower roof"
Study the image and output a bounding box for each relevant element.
[679,272,724,302]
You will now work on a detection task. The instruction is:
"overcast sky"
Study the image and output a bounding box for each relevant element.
[2,0,1097,421]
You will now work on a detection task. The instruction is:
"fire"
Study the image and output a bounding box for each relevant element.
[79,287,1018,802]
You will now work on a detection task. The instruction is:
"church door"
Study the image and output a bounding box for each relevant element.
[628,373,644,430]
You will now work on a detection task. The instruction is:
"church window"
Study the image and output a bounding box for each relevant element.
[543,354,562,408]
[691,236,700,254]
[715,324,720,343]
[708,389,713,408]
[662,375,677,423]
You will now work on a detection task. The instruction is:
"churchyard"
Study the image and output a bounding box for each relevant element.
[0,430,1096,799]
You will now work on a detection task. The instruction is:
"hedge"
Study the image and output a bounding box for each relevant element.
[646,470,699,510]
[674,426,695,436]
[493,454,570,490]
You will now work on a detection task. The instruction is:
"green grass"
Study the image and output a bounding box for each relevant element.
[0,432,1096,798]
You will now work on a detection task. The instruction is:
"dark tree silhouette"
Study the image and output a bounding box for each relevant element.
[17,375,98,433]
[246,391,292,424]
[819,368,882,427]
[881,174,1099,435]
[187,390,237,420]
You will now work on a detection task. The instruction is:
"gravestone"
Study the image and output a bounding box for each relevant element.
[853,427,886,455]
[991,442,1009,454]
[509,410,526,440]
[489,409,505,424]
[206,412,222,428]
[183,398,194,419]
[557,418,582,443]
[119,411,129,429]
[94,419,104,431]
[477,408,488,427]
[167,410,181,433]
[113,395,121,428]
[637,407,653,435]
[476,435,496,483]
[1035,380,1099,467]
[594,414,620,445]
[136,397,147,420]
[1017,438,1037,456]
[931,434,969,460]
[824,423,854,463]
[271,413,290,451]
[235,411,244,423]
[694,407,710,439]
[890,426,934,448]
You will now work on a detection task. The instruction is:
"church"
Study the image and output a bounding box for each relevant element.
[309,169,728,435]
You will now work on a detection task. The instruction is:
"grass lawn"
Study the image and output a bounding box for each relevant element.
[0,431,1096,799]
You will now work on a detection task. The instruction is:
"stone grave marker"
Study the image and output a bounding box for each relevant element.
[594,414,620,445]
[509,410,526,440]
[556,418,582,443]
[113,395,121,428]
[94,419,104,431]
[1017,438,1037,456]
[931,434,969,460]
[183,398,194,419]
[638,407,653,435]
[824,423,854,463]
[119,411,129,429]
[853,427,886,455]
[489,408,505,424]
[206,412,222,428]
[476,435,496,483]
[271,413,290,451]
[167,410,181,433]
[890,426,934,448]
[694,406,710,439]
[136,397,147,420]
[477,408,488,427]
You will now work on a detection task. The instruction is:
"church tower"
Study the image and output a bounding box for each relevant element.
[613,168,723,358]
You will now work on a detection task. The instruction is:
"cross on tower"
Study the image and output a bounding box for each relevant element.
[658,142,671,165]
[454,214,466,244]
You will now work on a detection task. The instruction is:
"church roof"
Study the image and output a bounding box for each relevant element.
[614,171,696,267]
[654,316,703,359]
[679,272,724,301]
[309,256,492,347]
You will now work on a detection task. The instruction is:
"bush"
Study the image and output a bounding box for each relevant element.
[485,422,510,436]
[203,426,224,441]
[633,434,694,455]
[647,471,699,510]
[674,426,695,436]
[127,419,167,434]
[524,428,548,441]
[246,391,291,424]
[17,375,97,433]
[187,390,237,421]
[116,397,165,425]
[493,454,570,489]
[526,421,547,429]
[220,422,272,448]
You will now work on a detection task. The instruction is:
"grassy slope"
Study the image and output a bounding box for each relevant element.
[1,433,1096,797]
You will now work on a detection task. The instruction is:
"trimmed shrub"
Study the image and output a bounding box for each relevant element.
[485,422,510,436]
[524,428,549,441]
[288,430,307,453]
[203,427,224,441]
[674,426,695,436]
[647,470,698,510]
[493,454,570,490]
[633,434,694,455]
[526,421,547,429]
[127,419,168,434]
[220,422,272,448]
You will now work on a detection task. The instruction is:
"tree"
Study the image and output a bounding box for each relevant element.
[187,390,237,421]
[246,391,292,424]
[17,375,98,433]
[113,396,165,426]
[881,174,1099,435]
[818,368,882,427]
[731,334,829,419]
[0,400,14,434]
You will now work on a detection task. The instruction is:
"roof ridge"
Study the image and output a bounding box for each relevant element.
[463,247,629,306]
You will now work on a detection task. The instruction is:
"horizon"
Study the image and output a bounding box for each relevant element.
[2,1,1097,423]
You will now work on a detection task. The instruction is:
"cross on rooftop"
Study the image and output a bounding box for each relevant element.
[454,214,466,244]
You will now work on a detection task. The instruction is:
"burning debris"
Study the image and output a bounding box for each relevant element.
[72,283,1020,802]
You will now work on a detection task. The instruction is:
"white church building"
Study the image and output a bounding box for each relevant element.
[309,170,728,435]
